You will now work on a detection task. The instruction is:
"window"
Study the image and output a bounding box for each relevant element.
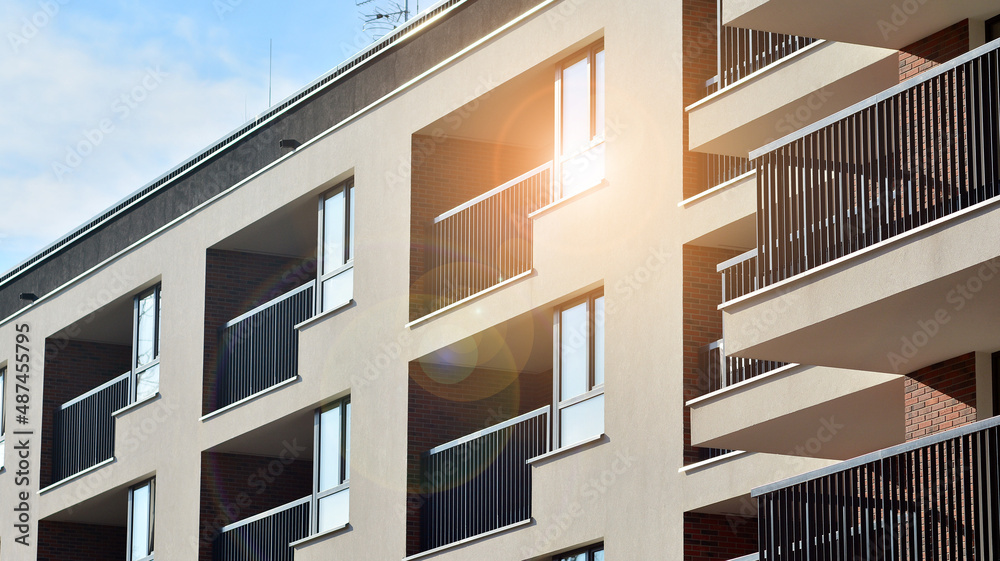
[0,367,5,469]
[313,397,350,533]
[554,291,605,447]
[132,285,162,402]
[987,14,1000,42]
[557,41,605,197]
[556,544,604,561]
[128,479,155,561]
[318,179,355,312]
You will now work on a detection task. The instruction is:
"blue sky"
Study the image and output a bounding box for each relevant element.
[0,0,414,273]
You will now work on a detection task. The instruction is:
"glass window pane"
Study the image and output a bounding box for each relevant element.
[135,292,157,367]
[130,483,151,559]
[0,370,5,435]
[348,185,355,261]
[561,56,591,156]
[595,296,605,386]
[324,190,346,274]
[561,143,605,198]
[135,364,159,402]
[593,549,605,561]
[344,401,351,481]
[318,487,349,532]
[322,267,354,312]
[560,393,604,446]
[560,301,589,401]
[595,49,605,138]
[557,554,586,561]
[319,404,342,491]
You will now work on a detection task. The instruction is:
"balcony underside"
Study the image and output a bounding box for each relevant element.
[722,200,1000,374]
[687,41,898,157]
[723,0,998,49]
[690,365,903,459]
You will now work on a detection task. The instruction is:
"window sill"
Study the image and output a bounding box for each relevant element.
[39,457,116,495]
[112,392,161,418]
[200,376,300,422]
[528,179,608,220]
[401,519,532,561]
[289,523,350,549]
[526,433,606,466]
[294,299,354,331]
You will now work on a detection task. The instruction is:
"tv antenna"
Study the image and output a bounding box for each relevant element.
[357,0,416,40]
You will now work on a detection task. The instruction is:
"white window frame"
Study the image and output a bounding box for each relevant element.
[127,478,155,561]
[0,367,5,469]
[310,396,351,534]
[554,40,606,199]
[317,178,355,313]
[131,285,162,402]
[552,290,605,448]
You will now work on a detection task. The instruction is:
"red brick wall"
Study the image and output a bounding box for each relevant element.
[684,513,758,561]
[203,249,316,413]
[405,361,552,555]
[41,339,132,486]
[904,352,977,441]
[899,20,970,81]
[682,0,717,199]
[38,520,127,560]
[409,135,546,320]
[683,245,742,465]
[198,451,314,561]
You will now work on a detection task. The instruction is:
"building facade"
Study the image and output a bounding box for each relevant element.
[0,0,998,559]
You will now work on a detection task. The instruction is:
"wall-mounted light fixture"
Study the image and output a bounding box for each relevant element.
[19,292,38,302]
[279,139,301,149]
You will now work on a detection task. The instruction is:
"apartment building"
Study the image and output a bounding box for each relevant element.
[0,0,998,559]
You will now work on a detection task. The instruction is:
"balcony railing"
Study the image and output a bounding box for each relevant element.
[214,496,310,561]
[699,338,787,393]
[707,19,817,96]
[748,40,1000,294]
[753,415,1000,561]
[707,154,753,191]
[428,163,553,314]
[420,406,550,551]
[718,249,759,303]
[53,372,130,482]
[215,281,315,411]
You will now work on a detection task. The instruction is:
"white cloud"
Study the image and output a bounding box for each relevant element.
[0,1,272,272]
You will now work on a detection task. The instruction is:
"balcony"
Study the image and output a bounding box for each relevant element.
[420,407,549,551]
[424,163,553,317]
[214,497,310,561]
[752,415,1000,560]
[723,0,999,50]
[688,40,898,158]
[212,281,315,412]
[720,41,1000,373]
[51,372,130,483]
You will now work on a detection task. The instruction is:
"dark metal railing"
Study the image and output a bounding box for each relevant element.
[718,249,759,303]
[699,339,788,394]
[707,154,753,191]
[754,416,1000,561]
[751,40,1000,291]
[214,496,310,561]
[215,282,315,411]
[711,27,817,93]
[420,407,549,551]
[429,163,553,315]
[53,372,130,482]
